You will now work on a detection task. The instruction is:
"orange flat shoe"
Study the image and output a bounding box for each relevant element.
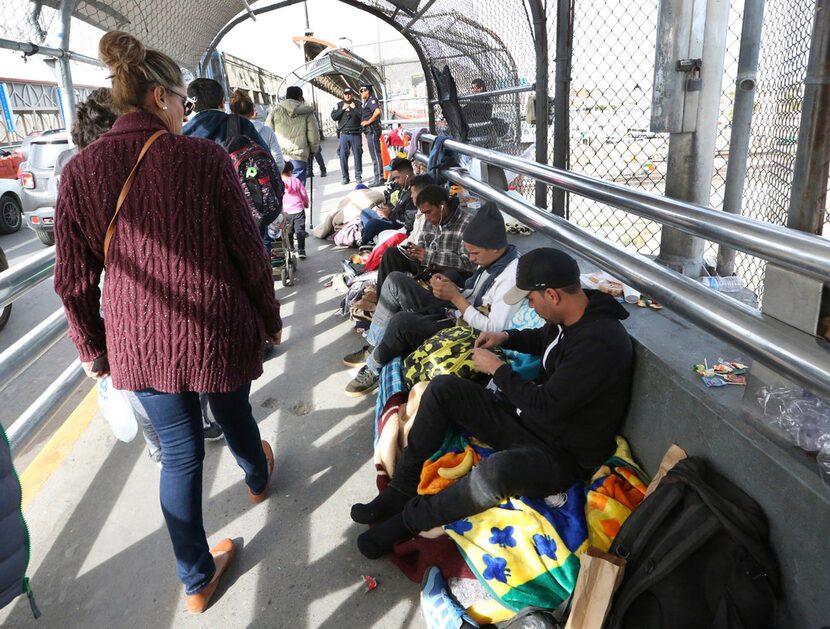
[248,440,274,504]
[185,538,236,614]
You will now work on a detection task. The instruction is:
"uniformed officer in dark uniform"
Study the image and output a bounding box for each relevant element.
[331,87,364,185]
[359,83,384,187]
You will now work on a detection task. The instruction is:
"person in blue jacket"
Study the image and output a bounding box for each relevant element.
[182,78,268,150]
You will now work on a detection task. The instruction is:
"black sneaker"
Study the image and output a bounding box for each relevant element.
[298,250,307,259]
[345,365,379,397]
[343,345,372,368]
[356,177,363,184]
[369,179,385,187]
[320,170,327,177]
[342,178,350,185]
[203,420,224,441]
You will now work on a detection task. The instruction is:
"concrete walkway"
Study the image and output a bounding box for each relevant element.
[1,139,427,628]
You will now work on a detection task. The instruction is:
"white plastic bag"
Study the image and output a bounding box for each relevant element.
[97,376,138,442]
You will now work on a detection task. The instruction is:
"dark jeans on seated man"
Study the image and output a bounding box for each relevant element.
[369,311,454,371]
[353,376,583,557]
[377,246,420,293]
[376,246,468,296]
[365,270,451,347]
[360,208,402,246]
[395,377,581,530]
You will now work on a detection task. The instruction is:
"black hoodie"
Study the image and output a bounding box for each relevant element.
[492,290,633,470]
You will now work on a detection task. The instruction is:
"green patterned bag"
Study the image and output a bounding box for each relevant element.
[403,325,497,389]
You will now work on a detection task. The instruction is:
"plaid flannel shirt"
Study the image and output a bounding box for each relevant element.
[415,206,476,274]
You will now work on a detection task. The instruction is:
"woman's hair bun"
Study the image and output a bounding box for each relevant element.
[99,31,146,71]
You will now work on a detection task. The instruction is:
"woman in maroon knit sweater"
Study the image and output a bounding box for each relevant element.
[53,31,279,614]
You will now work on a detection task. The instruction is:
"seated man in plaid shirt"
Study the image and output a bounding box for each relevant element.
[344,184,476,396]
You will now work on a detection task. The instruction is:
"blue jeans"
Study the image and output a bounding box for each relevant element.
[290,159,308,186]
[361,218,401,246]
[365,130,383,180]
[134,383,268,594]
[338,133,363,181]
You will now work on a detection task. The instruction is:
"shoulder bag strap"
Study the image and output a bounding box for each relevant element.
[103,129,167,265]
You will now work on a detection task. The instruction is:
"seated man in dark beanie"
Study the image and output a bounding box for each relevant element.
[343,201,521,396]
[350,248,634,559]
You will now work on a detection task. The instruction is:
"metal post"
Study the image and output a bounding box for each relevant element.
[530,0,550,211]
[717,0,766,276]
[658,0,730,276]
[552,0,573,217]
[786,0,830,235]
[56,0,77,126]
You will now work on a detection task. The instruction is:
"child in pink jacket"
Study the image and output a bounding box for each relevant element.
[281,161,309,258]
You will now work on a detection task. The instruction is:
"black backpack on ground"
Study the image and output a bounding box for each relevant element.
[606,457,780,629]
[222,114,284,227]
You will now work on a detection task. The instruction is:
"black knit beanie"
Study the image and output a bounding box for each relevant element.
[462,201,508,249]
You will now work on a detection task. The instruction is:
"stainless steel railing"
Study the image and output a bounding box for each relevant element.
[415,142,830,398]
[420,134,830,283]
[0,249,86,455]
[0,248,56,309]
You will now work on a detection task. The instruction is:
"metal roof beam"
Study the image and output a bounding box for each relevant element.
[402,0,439,34]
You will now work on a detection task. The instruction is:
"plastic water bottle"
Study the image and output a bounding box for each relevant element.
[698,275,744,292]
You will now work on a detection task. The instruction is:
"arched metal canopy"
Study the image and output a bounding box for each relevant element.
[278,44,385,102]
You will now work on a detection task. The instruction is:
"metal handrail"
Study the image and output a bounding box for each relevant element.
[0,308,68,394]
[8,360,86,454]
[0,248,56,309]
[420,134,830,283]
[415,153,830,398]
[0,248,82,456]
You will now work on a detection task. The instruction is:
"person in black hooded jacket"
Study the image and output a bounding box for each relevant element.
[351,247,634,560]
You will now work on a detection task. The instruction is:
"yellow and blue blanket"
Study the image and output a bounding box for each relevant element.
[429,435,648,612]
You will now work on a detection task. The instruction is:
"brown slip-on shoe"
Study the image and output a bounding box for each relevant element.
[185,538,236,614]
[248,440,274,504]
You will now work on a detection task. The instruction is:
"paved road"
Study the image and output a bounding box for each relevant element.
[0,227,87,470]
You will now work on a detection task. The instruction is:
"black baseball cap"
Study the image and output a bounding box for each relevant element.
[503,248,581,305]
[343,88,354,95]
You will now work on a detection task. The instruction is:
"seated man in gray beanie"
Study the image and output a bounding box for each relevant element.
[343,201,521,397]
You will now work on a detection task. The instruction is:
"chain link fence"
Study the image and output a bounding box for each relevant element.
[0,0,824,303]
[555,0,818,301]
[361,0,536,157]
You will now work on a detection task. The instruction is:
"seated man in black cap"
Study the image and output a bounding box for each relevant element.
[350,247,634,559]
[343,201,521,396]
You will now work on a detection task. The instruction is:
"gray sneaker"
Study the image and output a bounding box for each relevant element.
[345,365,379,397]
[343,345,372,368]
